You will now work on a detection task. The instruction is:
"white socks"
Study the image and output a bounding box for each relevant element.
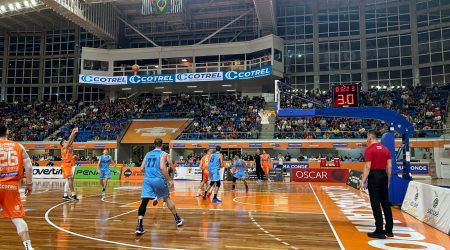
[23,240,33,250]
[64,179,69,196]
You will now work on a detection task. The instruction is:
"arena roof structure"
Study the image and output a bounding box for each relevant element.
[0,0,277,47]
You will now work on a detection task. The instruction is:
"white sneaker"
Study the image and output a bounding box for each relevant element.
[101,191,106,199]
[163,202,167,207]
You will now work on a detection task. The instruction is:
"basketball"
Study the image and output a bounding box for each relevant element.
[131,64,140,72]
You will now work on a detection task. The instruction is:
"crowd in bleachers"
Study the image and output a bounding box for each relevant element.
[52,94,264,141]
[175,94,265,139]
[0,83,448,142]
[276,84,449,139]
[0,100,83,141]
[52,97,163,141]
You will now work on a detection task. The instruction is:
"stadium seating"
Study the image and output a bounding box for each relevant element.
[0,100,83,141]
[276,84,449,139]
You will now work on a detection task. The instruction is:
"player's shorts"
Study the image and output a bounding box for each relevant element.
[233,171,246,179]
[262,165,270,174]
[0,184,24,218]
[99,169,111,179]
[202,170,209,182]
[141,178,169,200]
[61,164,74,179]
[209,170,221,182]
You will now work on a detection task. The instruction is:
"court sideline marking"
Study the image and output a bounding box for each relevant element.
[44,201,187,250]
[248,211,298,250]
[308,182,344,250]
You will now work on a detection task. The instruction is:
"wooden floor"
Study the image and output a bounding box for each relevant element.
[1,179,449,250]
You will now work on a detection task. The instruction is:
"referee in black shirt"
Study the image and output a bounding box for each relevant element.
[254,149,264,184]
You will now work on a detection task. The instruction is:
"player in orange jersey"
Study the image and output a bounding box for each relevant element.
[260,149,272,183]
[60,127,78,201]
[0,123,34,250]
[196,149,212,197]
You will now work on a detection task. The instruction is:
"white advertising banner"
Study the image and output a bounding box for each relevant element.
[174,167,225,181]
[32,166,64,179]
[175,72,223,82]
[79,75,127,85]
[401,181,450,235]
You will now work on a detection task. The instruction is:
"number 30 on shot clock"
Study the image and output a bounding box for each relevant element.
[332,84,360,108]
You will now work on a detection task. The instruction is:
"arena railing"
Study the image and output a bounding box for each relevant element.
[176,129,448,140]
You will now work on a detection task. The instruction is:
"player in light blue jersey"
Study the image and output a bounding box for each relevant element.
[135,138,183,236]
[231,154,249,192]
[203,146,223,203]
[97,149,116,199]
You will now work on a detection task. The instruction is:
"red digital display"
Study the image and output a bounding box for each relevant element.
[332,84,360,108]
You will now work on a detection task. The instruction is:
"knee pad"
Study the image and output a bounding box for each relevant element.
[12,218,28,234]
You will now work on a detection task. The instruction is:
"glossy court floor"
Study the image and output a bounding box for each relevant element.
[1,179,449,250]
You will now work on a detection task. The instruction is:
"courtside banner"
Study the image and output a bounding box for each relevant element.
[396,162,429,175]
[346,169,363,189]
[402,181,450,235]
[32,166,64,179]
[74,167,122,180]
[121,167,145,181]
[291,168,349,182]
[272,162,309,169]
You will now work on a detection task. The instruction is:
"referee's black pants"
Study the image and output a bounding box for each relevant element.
[368,170,393,233]
[255,166,265,180]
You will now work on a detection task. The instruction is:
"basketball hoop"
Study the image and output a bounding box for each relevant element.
[259,109,271,124]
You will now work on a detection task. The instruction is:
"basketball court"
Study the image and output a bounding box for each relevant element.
[1,179,448,250]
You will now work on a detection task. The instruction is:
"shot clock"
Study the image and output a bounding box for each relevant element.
[332,84,360,108]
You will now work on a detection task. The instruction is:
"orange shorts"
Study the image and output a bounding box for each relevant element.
[0,184,25,218]
[202,170,209,182]
[62,164,74,179]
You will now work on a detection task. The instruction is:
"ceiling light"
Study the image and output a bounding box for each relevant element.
[8,3,14,11]
[187,86,197,88]
[163,91,172,94]
[24,1,30,7]
[226,89,236,92]
[221,84,232,87]
[155,87,164,89]
[194,90,203,93]
[122,87,131,91]
[154,65,159,68]
[30,0,37,6]
[181,59,188,62]
[0,6,6,12]
[15,2,22,9]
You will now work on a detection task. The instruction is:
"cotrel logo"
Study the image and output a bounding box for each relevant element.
[129,75,141,84]
[79,75,127,85]
[175,72,223,82]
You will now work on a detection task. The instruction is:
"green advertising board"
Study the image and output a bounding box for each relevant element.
[74,167,122,180]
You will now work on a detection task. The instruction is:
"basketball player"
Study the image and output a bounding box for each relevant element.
[231,154,249,192]
[203,146,223,203]
[260,149,272,183]
[97,149,116,199]
[0,124,34,250]
[60,127,78,201]
[196,149,212,197]
[135,138,183,235]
